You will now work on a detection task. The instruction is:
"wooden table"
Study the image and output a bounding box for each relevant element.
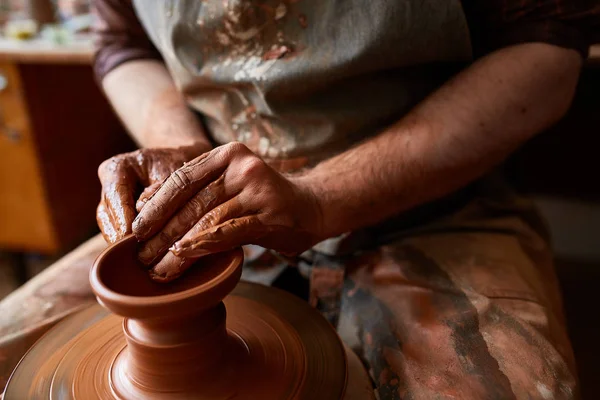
[0,36,133,255]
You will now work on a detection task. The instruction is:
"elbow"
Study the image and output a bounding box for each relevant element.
[91,0,163,84]
[545,46,583,124]
[516,44,583,139]
[92,39,163,85]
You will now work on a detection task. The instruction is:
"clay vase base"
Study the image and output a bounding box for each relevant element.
[110,335,247,399]
[6,283,348,399]
[59,296,307,399]
[5,236,349,399]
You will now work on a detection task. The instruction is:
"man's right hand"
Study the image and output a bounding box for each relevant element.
[96,143,211,243]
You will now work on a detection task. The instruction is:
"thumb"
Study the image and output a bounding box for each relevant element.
[170,215,264,259]
[148,216,262,282]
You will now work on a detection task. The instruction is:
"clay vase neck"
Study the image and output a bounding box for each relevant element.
[89,235,244,396]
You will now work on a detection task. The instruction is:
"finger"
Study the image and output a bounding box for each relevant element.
[148,197,247,280]
[98,159,138,238]
[136,183,162,213]
[133,149,228,241]
[96,201,118,243]
[103,184,137,238]
[148,251,195,282]
[149,216,260,282]
[171,214,264,259]
[137,174,228,266]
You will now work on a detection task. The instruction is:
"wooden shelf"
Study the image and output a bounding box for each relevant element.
[0,36,93,65]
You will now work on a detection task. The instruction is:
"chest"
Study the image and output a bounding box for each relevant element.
[133,0,472,86]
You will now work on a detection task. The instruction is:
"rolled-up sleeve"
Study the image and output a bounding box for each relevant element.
[92,0,162,82]
[462,0,600,58]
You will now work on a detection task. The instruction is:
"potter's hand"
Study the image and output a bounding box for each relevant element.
[96,143,211,243]
[132,142,324,282]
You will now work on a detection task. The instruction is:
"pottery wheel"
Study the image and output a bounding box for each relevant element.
[5,281,347,399]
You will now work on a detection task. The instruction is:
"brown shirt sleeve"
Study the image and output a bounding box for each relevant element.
[462,0,600,58]
[92,0,162,82]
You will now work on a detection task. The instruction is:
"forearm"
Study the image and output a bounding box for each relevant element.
[93,0,209,149]
[102,60,210,149]
[297,43,582,238]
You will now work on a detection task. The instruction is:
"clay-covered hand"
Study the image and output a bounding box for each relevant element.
[96,143,211,243]
[132,142,324,282]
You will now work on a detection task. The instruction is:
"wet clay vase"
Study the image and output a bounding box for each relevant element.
[4,235,374,399]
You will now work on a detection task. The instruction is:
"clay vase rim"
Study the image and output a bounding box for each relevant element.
[89,234,244,319]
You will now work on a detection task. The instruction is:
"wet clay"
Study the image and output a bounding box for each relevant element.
[96,144,208,244]
[5,235,365,399]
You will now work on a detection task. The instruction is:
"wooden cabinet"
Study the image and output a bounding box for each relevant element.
[0,61,55,252]
[0,60,134,254]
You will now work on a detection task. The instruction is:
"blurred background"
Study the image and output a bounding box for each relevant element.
[0,0,135,290]
[0,0,598,396]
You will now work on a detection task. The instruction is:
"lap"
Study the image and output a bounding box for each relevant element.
[341,228,577,399]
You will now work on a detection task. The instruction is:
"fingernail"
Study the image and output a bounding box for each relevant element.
[169,242,184,255]
[171,242,211,258]
[170,241,197,256]
[149,269,169,282]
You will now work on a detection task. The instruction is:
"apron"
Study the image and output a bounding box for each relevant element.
[132,0,472,168]
[131,0,474,323]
